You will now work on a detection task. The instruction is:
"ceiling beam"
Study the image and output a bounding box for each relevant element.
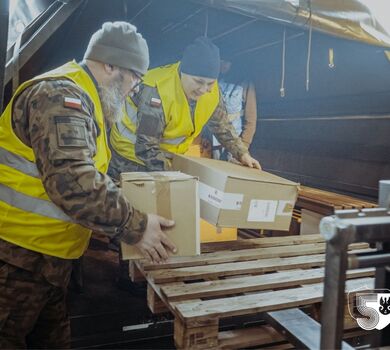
[4,0,85,87]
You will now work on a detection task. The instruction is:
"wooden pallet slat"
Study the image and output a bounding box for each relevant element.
[161,267,375,301]
[149,254,327,283]
[297,186,377,215]
[140,242,369,271]
[174,277,374,321]
[148,246,372,283]
[218,325,288,349]
[141,242,328,271]
[201,233,325,253]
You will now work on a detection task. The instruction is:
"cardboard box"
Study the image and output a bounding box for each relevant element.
[300,209,323,235]
[120,171,200,259]
[200,219,237,242]
[172,155,299,230]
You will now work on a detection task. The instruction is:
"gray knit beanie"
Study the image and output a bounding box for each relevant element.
[84,21,149,75]
[180,37,220,79]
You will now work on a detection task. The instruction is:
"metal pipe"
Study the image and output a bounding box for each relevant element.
[0,0,10,113]
[349,253,390,269]
[379,180,390,208]
[320,237,349,349]
[320,210,390,243]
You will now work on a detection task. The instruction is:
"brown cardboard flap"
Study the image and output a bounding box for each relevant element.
[173,155,298,186]
[153,174,172,220]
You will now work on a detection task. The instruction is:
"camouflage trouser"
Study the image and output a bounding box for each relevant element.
[0,260,71,349]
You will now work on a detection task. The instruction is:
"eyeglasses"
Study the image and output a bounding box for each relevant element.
[129,69,143,85]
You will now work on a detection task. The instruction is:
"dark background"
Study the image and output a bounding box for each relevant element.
[5,0,390,199]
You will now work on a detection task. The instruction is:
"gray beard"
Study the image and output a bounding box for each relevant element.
[99,79,123,126]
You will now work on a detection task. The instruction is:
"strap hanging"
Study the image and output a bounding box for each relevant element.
[280,28,286,98]
[305,6,313,91]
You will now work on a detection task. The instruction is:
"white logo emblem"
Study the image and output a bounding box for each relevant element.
[348,289,390,330]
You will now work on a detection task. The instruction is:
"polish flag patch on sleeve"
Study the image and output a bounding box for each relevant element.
[64,97,82,110]
[150,97,162,108]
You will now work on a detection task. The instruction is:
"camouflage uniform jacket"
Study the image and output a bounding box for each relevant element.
[133,85,248,171]
[0,71,147,287]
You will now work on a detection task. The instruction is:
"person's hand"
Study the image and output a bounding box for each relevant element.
[135,214,176,264]
[239,152,262,170]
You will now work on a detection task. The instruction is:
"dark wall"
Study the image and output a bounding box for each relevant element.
[12,0,390,199]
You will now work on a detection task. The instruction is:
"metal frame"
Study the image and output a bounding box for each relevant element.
[0,0,10,112]
[320,208,390,349]
[3,0,84,89]
[266,308,354,350]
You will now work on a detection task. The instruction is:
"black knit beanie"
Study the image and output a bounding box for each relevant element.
[180,37,220,79]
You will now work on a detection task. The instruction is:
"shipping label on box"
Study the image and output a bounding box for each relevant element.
[172,155,299,230]
[120,171,200,259]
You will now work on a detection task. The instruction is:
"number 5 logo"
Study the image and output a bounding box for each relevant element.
[348,289,390,331]
[356,294,379,330]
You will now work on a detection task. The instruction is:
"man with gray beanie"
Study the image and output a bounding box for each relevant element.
[0,21,176,348]
[108,36,261,177]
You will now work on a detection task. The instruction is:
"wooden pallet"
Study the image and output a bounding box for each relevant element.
[130,234,375,349]
[297,186,377,216]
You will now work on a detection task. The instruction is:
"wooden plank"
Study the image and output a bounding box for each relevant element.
[139,260,204,315]
[218,325,287,349]
[174,278,374,322]
[142,242,328,270]
[149,254,327,283]
[161,267,375,301]
[147,246,373,283]
[298,186,377,212]
[201,233,325,253]
[174,318,219,349]
[295,197,335,215]
[128,260,145,282]
[140,242,369,271]
[147,284,169,314]
[300,186,376,207]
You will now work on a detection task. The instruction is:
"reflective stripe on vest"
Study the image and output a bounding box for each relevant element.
[0,146,39,178]
[125,101,137,125]
[0,183,73,222]
[115,120,137,143]
[161,136,186,145]
[0,147,71,221]
[115,122,186,146]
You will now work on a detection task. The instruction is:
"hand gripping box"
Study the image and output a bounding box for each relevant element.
[172,155,299,230]
[120,171,200,259]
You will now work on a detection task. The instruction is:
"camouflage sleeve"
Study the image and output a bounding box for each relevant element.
[12,79,147,244]
[207,90,248,160]
[134,85,171,171]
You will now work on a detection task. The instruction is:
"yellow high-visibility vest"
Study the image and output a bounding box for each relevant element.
[0,61,111,259]
[110,62,219,164]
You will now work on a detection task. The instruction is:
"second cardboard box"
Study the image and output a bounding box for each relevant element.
[172,154,299,230]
